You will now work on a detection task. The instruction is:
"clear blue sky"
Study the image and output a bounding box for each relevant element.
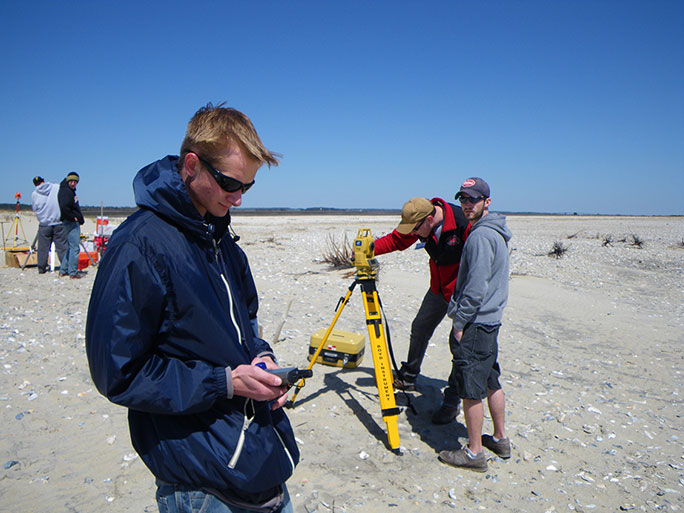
[2,1,683,215]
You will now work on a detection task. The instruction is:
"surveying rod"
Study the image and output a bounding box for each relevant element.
[358,276,401,450]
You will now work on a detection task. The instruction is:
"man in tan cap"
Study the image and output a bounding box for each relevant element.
[374,196,470,424]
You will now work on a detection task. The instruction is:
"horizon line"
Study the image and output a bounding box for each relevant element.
[1,203,682,218]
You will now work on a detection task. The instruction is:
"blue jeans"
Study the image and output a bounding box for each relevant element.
[61,221,80,276]
[155,481,293,513]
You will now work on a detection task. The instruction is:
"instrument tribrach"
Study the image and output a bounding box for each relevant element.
[288,228,402,453]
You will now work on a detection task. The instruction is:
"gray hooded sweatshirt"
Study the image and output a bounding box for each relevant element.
[31,182,62,226]
[447,212,512,330]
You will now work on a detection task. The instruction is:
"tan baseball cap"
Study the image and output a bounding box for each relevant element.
[396,197,434,234]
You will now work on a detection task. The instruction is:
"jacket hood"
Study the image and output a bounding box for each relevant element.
[133,155,231,240]
[34,183,52,197]
[471,212,512,243]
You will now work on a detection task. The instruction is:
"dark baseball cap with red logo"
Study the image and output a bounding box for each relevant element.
[455,177,490,200]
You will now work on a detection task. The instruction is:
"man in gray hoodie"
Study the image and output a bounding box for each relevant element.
[439,177,513,473]
[31,176,68,274]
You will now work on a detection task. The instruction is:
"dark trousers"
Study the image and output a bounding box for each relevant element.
[37,224,68,271]
[400,289,448,379]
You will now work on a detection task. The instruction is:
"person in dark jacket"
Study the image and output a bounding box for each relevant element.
[57,171,85,278]
[85,104,299,513]
[374,197,470,424]
[31,176,68,273]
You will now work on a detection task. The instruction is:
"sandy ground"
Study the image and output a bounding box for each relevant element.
[1,212,683,512]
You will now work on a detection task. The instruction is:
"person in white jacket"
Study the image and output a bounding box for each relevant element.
[31,176,67,273]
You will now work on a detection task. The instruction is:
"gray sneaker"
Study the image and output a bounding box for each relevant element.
[481,434,511,459]
[439,448,488,473]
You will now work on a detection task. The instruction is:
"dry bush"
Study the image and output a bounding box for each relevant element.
[602,234,613,247]
[630,234,644,248]
[548,241,569,259]
[320,234,354,269]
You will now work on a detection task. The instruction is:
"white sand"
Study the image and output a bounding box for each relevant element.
[1,213,683,512]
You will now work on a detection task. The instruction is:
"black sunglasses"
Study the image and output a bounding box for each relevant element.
[193,153,255,194]
[413,215,428,232]
[458,195,486,205]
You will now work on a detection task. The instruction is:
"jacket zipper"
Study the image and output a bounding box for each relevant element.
[215,237,253,470]
[273,424,296,472]
[227,402,295,472]
[213,237,295,472]
[220,273,243,345]
[228,399,255,469]
[214,239,244,349]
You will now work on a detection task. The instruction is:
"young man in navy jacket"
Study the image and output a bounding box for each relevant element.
[86,104,299,513]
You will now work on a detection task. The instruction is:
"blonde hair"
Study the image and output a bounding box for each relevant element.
[179,102,280,168]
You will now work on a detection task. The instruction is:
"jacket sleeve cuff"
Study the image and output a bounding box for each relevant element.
[257,351,277,365]
[451,319,466,332]
[223,367,234,399]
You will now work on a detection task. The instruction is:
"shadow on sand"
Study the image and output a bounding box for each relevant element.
[289,366,467,454]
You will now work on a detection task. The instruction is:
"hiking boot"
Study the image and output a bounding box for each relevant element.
[393,376,416,392]
[482,434,511,459]
[439,447,488,473]
[431,403,461,424]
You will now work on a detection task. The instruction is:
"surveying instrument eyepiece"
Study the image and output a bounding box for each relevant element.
[288,228,402,453]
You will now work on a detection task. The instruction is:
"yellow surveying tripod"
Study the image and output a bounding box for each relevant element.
[288,228,402,453]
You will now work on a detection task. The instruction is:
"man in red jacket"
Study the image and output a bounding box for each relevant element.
[374,197,470,424]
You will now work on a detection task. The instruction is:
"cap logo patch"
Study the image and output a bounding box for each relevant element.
[462,179,476,187]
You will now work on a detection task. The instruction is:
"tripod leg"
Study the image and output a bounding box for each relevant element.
[288,281,357,407]
[80,241,97,266]
[20,250,33,270]
[360,281,401,451]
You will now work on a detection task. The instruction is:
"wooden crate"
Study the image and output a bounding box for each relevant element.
[4,250,36,268]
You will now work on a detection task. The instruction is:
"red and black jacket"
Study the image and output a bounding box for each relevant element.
[374,197,470,301]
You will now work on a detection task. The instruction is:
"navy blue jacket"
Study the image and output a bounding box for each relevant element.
[58,178,85,224]
[85,156,299,499]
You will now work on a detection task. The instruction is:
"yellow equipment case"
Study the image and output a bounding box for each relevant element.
[308,328,365,368]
